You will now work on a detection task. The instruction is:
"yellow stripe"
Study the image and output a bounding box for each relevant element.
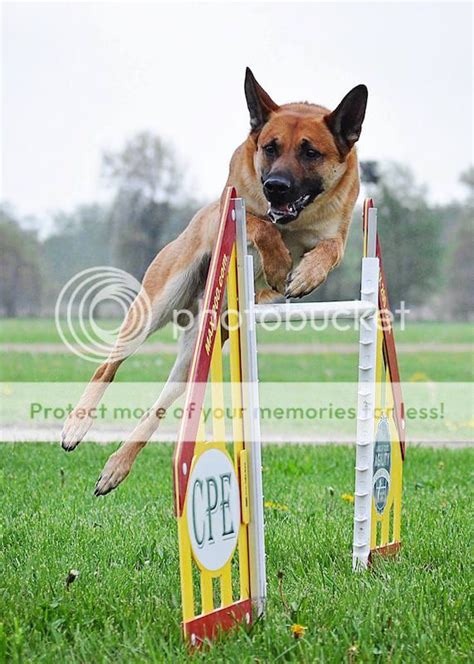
[391,423,403,542]
[227,246,250,600]
[195,410,206,457]
[239,449,250,525]
[210,324,226,451]
[200,570,214,614]
[220,564,233,607]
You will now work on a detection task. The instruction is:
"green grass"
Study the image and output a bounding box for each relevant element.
[0,319,178,345]
[0,443,472,662]
[1,318,473,346]
[1,318,471,384]
[257,320,474,345]
[1,351,472,383]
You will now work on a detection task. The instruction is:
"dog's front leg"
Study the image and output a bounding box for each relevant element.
[246,214,292,294]
[285,237,344,299]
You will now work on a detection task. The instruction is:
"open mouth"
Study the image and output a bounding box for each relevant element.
[266,194,312,224]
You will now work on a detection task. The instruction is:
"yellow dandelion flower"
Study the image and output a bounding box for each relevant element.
[291,623,306,639]
[264,500,289,511]
[409,371,430,382]
[341,493,354,503]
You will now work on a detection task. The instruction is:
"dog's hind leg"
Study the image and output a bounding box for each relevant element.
[60,288,157,451]
[61,201,218,453]
[94,311,201,496]
[60,210,216,452]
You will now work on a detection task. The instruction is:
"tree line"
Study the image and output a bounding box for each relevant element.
[1,131,472,320]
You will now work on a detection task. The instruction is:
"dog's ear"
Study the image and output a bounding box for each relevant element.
[325,85,368,157]
[244,67,279,133]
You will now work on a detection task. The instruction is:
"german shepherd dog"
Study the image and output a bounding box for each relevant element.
[61,69,367,495]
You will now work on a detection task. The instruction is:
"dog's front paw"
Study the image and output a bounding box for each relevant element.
[285,264,328,299]
[94,451,132,496]
[262,245,292,294]
[61,409,93,451]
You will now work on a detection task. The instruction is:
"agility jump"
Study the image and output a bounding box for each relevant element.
[173,187,405,645]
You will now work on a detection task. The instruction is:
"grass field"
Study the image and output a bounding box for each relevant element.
[0,443,472,662]
[1,319,472,385]
[1,351,472,383]
[1,318,473,346]
[1,319,472,661]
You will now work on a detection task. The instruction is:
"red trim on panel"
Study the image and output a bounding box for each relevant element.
[376,241,406,459]
[183,599,253,647]
[173,187,237,515]
[369,541,402,562]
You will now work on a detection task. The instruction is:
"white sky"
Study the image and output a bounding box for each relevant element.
[1,1,473,225]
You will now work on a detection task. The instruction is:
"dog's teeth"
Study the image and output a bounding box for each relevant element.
[267,204,278,223]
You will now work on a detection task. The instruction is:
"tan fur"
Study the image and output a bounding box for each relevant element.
[61,73,365,495]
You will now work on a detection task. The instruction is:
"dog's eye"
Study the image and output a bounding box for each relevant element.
[305,147,322,159]
[263,144,276,156]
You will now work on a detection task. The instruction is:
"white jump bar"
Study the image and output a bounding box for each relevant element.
[254,300,376,324]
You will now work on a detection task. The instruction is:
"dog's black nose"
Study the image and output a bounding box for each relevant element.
[263,176,292,196]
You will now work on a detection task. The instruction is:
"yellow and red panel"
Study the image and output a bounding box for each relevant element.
[363,199,405,559]
[173,188,252,645]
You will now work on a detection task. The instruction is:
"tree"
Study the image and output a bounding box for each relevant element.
[313,163,445,314]
[0,206,44,316]
[371,163,444,309]
[103,132,201,280]
[43,204,110,289]
[102,131,182,203]
[445,168,474,320]
[459,166,474,203]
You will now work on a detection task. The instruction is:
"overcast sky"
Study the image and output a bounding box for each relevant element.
[2,1,473,225]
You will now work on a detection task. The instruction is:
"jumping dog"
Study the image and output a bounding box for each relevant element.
[61,68,367,495]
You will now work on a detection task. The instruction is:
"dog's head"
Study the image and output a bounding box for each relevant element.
[244,68,368,224]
